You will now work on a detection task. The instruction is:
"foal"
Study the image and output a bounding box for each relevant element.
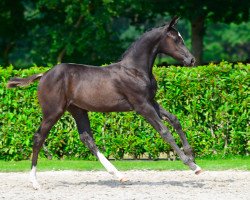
[7,17,201,189]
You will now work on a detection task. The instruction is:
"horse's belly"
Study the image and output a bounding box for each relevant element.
[72,92,132,112]
[68,72,133,112]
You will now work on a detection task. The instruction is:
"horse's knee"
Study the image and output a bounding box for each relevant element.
[167,114,182,129]
[168,113,176,123]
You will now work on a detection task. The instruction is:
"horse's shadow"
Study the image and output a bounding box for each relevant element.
[57,179,217,189]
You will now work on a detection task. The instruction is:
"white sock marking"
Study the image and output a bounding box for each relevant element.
[29,166,40,189]
[194,164,202,173]
[97,151,124,180]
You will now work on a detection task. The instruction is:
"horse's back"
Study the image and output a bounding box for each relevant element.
[39,63,104,87]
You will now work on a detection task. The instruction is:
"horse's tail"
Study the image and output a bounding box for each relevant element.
[7,73,44,88]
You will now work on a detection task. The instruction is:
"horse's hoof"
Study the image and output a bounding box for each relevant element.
[32,181,41,190]
[195,169,203,175]
[194,165,202,175]
[119,177,129,183]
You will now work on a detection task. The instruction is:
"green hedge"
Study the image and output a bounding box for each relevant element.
[0,62,249,161]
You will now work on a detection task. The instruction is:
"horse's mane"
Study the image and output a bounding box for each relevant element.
[120,25,166,60]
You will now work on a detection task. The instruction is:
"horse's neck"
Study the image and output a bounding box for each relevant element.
[121,30,161,76]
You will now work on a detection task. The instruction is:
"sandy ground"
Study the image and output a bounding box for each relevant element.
[0,170,249,200]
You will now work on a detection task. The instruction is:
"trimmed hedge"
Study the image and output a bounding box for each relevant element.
[0,62,249,161]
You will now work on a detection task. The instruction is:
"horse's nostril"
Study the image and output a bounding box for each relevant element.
[190,58,195,66]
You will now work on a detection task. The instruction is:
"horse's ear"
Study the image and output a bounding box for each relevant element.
[165,16,180,32]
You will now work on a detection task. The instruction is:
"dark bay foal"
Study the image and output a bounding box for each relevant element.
[7,17,201,189]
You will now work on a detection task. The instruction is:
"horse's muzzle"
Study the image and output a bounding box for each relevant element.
[184,57,195,66]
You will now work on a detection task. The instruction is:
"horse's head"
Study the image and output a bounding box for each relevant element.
[158,17,195,66]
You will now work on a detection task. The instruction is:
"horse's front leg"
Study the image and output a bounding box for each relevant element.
[135,101,201,174]
[153,102,195,162]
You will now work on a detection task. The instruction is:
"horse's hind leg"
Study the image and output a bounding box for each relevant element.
[67,105,126,181]
[30,107,64,189]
